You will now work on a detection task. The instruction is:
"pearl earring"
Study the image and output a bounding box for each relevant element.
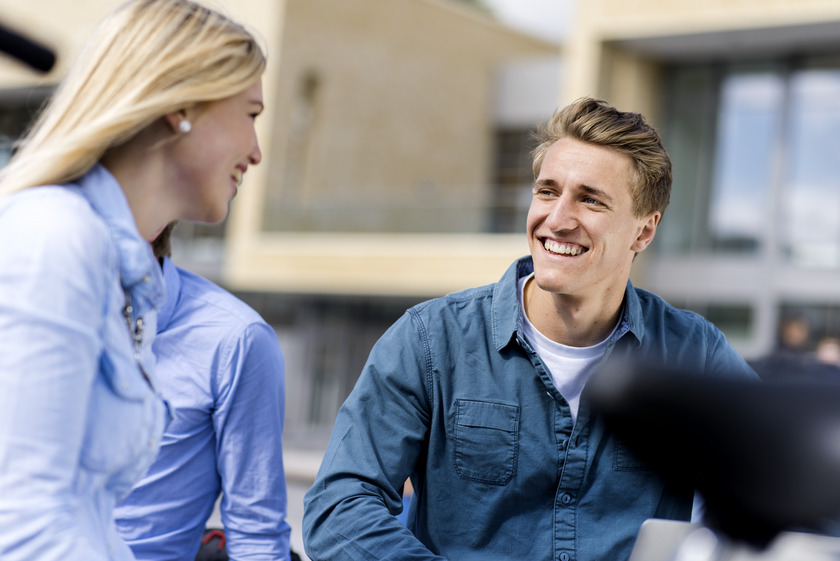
[178,120,192,134]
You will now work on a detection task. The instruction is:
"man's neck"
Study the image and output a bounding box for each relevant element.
[523,276,624,347]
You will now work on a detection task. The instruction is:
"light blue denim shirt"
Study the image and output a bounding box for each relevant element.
[115,257,292,560]
[0,165,167,561]
[303,256,757,561]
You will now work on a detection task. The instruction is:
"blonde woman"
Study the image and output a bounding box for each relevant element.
[0,1,265,559]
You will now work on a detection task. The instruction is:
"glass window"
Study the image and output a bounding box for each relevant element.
[659,65,716,253]
[783,59,840,267]
[707,67,783,253]
[661,57,840,263]
[0,86,52,165]
[488,128,536,233]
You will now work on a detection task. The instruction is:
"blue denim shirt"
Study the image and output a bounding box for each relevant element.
[303,256,756,561]
[115,258,292,560]
[0,165,167,561]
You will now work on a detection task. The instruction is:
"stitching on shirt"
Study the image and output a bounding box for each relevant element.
[408,308,435,413]
[453,399,519,485]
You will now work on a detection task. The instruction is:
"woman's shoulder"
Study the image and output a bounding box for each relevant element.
[0,185,115,274]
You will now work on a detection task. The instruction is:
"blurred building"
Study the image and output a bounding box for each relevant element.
[566,0,840,361]
[0,0,561,443]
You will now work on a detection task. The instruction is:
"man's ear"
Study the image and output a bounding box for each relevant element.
[630,212,661,253]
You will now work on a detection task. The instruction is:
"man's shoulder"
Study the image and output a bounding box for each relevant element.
[409,282,497,318]
[633,285,710,327]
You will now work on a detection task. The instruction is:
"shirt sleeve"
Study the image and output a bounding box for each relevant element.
[213,321,293,561]
[705,321,759,380]
[0,193,112,561]
[302,311,448,561]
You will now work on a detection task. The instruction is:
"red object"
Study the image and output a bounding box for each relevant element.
[201,529,226,549]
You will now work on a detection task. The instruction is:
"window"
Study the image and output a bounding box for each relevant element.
[0,86,52,165]
[488,128,536,233]
[659,55,840,267]
[783,57,840,267]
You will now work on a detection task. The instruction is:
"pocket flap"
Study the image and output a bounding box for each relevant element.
[456,399,518,432]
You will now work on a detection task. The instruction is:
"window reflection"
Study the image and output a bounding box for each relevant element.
[784,66,840,267]
[662,57,840,266]
[708,70,783,253]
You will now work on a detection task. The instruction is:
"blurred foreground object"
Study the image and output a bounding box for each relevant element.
[629,519,840,561]
[587,360,840,547]
[0,23,55,73]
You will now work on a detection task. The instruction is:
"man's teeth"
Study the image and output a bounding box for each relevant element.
[232,169,243,185]
[544,240,585,256]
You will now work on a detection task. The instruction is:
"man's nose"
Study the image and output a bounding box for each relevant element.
[545,195,579,231]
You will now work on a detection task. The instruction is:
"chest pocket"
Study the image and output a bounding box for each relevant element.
[454,399,519,485]
[613,440,652,471]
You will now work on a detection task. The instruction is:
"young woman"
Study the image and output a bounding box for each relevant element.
[0,1,265,559]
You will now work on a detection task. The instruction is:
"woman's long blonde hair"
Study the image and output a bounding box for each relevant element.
[0,0,266,196]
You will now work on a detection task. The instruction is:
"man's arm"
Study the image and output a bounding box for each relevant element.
[213,321,292,560]
[705,322,759,380]
[303,312,447,561]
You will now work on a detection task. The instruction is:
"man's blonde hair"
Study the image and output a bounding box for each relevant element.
[0,0,266,196]
[531,97,671,218]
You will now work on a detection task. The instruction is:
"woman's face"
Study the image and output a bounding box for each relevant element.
[174,78,264,224]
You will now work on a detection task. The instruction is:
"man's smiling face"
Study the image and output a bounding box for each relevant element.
[526,137,660,302]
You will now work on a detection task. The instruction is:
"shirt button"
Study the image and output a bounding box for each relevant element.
[148,438,156,447]
[561,493,572,505]
[143,275,150,283]
[560,553,570,561]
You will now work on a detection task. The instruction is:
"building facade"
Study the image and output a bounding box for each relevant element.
[565,0,840,360]
[0,0,561,442]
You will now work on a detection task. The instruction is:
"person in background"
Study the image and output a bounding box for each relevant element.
[115,222,293,561]
[816,336,840,367]
[750,317,840,381]
[303,97,757,561]
[0,1,265,559]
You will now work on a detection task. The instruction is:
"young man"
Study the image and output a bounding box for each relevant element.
[302,98,756,561]
[115,224,293,561]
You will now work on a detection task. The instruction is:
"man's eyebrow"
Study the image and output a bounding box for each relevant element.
[581,184,613,203]
[534,178,558,188]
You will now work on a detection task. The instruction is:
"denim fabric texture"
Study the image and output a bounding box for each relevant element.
[0,165,166,561]
[303,256,757,561]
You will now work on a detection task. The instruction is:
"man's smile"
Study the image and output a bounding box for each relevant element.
[543,238,589,256]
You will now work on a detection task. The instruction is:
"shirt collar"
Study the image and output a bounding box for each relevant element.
[75,164,164,312]
[493,255,645,351]
[493,255,533,351]
[156,256,182,332]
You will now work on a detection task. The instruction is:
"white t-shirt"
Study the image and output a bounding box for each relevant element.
[517,274,619,423]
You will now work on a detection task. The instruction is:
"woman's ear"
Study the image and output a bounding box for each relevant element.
[163,110,190,135]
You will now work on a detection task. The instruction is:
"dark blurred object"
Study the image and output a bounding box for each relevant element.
[0,23,55,73]
[195,529,227,561]
[194,528,302,561]
[587,360,840,549]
